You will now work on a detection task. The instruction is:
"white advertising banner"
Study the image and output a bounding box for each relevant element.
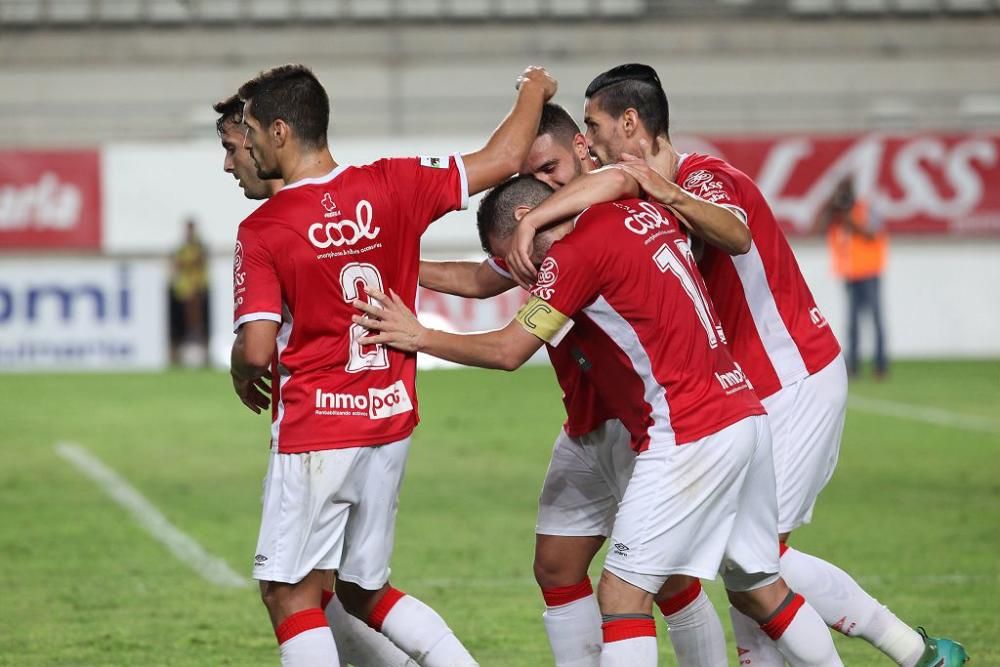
[0,257,168,371]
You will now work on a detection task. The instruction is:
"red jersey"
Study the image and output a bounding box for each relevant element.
[234,155,469,453]
[677,153,841,399]
[487,256,613,437]
[514,198,764,453]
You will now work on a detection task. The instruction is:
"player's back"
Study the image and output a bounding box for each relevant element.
[234,156,468,452]
[677,153,841,398]
[534,198,763,452]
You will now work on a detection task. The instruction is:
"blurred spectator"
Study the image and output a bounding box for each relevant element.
[169,218,210,366]
[818,178,888,379]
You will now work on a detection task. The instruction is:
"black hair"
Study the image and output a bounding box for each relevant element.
[476,176,554,256]
[212,94,242,136]
[238,64,329,148]
[538,102,581,144]
[584,63,670,140]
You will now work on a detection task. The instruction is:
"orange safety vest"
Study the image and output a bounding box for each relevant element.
[827,200,887,281]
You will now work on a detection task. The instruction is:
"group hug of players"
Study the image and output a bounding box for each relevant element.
[221,62,968,666]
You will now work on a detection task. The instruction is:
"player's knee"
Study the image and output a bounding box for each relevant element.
[654,574,697,603]
[533,552,587,589]
[258,580,283,612]
[726,576,788,623]
[334,579,382,620]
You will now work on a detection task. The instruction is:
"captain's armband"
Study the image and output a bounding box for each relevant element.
[514,297,574,346]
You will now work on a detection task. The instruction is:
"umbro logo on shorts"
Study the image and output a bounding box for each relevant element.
[254,554,268,566]
[612,542,630,558]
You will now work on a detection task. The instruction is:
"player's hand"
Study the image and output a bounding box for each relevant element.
[516,66,558,102]
[506,215,540,290]
[618,136,683,207]
[232,371,271,414]
[352,287,426,353]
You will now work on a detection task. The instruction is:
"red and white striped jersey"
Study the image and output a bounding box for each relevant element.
[677,153,841,399]
[514,198,764,452]
[233,155,468,453]
[488,256,613,437]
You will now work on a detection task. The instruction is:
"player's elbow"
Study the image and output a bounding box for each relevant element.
[606,167,639,198]
[730,227,752,255]
[496,343,529,372]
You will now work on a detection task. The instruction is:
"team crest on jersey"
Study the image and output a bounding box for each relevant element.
[321,192,341,217]
[530,257,559,300]
[683,170,714,190]
[419,155,449,169]
[233,241,246,306]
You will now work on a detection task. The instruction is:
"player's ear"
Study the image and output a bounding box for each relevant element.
[622,108,639,137]
[572,133,589,161]
[271,119,289,147]
[513,205,534,222]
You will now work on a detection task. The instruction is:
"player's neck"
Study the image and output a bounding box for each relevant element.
[281,147,338,186]
[659,140,681,183]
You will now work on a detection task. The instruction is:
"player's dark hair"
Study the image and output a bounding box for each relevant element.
[538,103,581,144]
[213,94,243,136]
[476,175,554,255]
[585,63,670,140]
[238,64,329,148]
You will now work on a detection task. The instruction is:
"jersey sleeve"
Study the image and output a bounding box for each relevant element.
[233,224,282,332]
[514,241,596,347]
[680,166,748,226]
[376,154,469,234]
[487,255,513,279]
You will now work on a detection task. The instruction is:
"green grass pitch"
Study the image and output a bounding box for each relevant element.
[1,360,997,665]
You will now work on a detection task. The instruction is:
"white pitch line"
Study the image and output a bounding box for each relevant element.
[848,395,1000,436]
[55,442,251,589]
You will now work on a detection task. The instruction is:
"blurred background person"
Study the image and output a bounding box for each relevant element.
[818,178,889,380]
[169,217,210,367]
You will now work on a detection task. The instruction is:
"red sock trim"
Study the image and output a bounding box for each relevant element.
[541,578,594,607]
[779,542,790,557]
[275,608,328,645]
[601,618,657,643]
[760,593,806,641]
[367,587,406,632]
[657,579,702,617]
[320,589,334,610]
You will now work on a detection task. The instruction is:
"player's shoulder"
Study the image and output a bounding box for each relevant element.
[678,152,746,186]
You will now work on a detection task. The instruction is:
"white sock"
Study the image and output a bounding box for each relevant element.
[600,617,657,667]
[761,594,843,666]
[541,579,602,666]
[729,606,784,667]
[657,582,727,667]
[780,546,925,666]
[276,608,339,667]
[369,587,478,667]
[324,592,416,666]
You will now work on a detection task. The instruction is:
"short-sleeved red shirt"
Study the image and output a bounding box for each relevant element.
[234,155,469,453]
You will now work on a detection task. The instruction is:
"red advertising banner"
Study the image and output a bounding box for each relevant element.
[0,150,102,250]
[676,133,1000,235]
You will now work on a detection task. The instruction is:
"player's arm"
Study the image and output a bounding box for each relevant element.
[419,259,516,298]
[618,136,750,255]
[462,66,557,196]
[230,320,278,413]
[506,166,640,287]
[353,287,543,371]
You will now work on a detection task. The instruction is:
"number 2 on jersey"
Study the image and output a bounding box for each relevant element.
[340,262,390,373]
[652,240,727,348]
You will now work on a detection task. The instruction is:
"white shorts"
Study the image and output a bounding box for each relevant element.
[252,438,410,588]
[604,415,780,594]
[762,355,848,534]
[536,419,635,537]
